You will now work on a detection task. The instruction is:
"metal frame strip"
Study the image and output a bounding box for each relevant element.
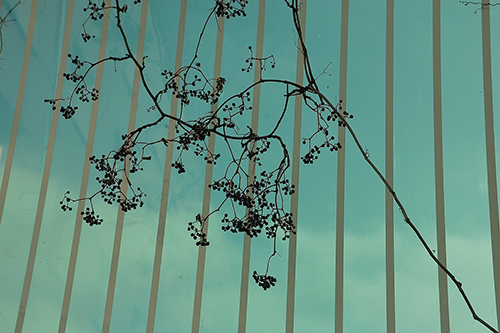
[101,1,149,332]
[191,6,226,333]
[0,0,38,228]
[58,1,111,331]
[237,1,266,332]
[481,3,500,330]
[432,1,450,332]
[286,1,306,332]
[385,0,395,332]
[335,0,349,332]
[146,1,188,332]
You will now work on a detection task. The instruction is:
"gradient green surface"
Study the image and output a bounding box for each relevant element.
[0,0,499,332]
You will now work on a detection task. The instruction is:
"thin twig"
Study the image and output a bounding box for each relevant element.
[0,0,23,61]
[287,0,498,330]
[460,1,500,14]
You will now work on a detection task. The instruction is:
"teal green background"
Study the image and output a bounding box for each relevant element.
[0,0,499,332]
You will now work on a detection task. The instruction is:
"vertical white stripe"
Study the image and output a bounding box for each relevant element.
[385,0,395,332]
[18,0,75,328]
[0,0,38,228]
[286,1,306,332]
[238,234,251,333]
[101,1,149,332]
[146,1,188,331]
[237,1,266,332]
[191,8,225,333]
[11,0,40,331]
[481,3,500,330]
[58,1,111,331]
[432,1,450,332]
[335,0,349,332]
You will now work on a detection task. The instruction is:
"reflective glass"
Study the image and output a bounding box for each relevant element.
[0,1,499,332]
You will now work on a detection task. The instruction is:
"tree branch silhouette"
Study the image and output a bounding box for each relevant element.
[460,1,500,13]
[45,1,498,331]
[0,0,23,62]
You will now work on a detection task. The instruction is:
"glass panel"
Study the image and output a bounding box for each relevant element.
[0,1,64,331]
[442,3,497,332]
[393,1,440,332]
[343,0,387,331]
[1,1,499,332]
[294,0,341,331]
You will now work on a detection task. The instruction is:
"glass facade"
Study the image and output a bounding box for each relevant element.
[0,0,499,332]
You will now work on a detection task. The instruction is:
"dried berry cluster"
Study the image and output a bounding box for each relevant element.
[44,54,100,118]
[82,0,105,41]
[242,46,276,74]
[221,92,253,132]
[187,214,210,246]
[51,0,342,293]
[60,191,73,212]
[252,271,276,291]
[206,167,296,243]
[63,54,85,82]
[59,142,147,226]
[81,0,141,42]
[171,118,221,174]
[84,1,105,22]
[77,86,99,103]
[46,0,500,328]
[90,149,146,213]
[301,134,342,164]
[59,193,104,226]
[160,69,225,107]
[299,99,353,164]
[45,54,128,119]
[82,207,104,226]
[215,0,248,19]
[59,105,78,120]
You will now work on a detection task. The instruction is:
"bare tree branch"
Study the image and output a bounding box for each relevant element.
[0,0,23,62]
[47,1,499,331]
[460,1,500,13]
